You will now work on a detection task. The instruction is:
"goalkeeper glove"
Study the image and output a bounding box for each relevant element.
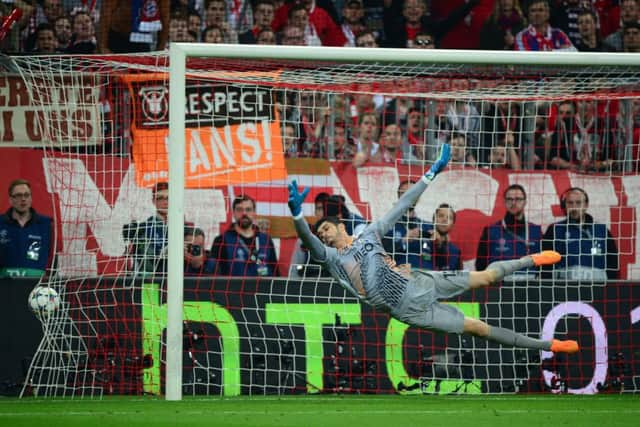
[424,143,451,181]
[288,180,310,217]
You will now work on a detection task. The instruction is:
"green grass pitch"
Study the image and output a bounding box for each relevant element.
[0,395,638,427]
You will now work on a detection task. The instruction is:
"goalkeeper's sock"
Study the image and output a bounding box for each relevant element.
[486,256,535,281]
[487,326,552,350]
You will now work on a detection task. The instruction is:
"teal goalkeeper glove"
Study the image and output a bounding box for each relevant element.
[288,180,310,217]
[424,143,451,181]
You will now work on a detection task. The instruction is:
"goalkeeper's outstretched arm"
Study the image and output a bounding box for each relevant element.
[288,181,328,263]
[373,143,451,237]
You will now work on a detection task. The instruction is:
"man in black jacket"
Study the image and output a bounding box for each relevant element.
[382,0,478,48]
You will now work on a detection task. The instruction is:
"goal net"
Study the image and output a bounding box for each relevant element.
[6,47,640,398]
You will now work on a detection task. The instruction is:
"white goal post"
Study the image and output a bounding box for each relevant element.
[165,44,640,400]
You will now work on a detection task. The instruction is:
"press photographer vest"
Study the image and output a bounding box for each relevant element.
[220,230,275,276]
[485,220,542,265]
[419,239,462,271]
[549,221,608,271]
[0,210,51,277]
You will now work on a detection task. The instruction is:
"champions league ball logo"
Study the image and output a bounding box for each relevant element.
[139,86,169,124]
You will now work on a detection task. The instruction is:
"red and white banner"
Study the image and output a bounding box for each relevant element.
[0,149,637,279]
[0,76,102,147]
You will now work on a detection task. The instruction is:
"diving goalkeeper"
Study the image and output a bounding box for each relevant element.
[287,144,578,354]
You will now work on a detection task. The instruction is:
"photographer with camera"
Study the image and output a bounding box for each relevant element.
[184,226,215,275]
[122,182,171,276]
[122,182,194,276]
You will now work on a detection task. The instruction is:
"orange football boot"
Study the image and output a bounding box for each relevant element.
[530,250,561,267]
[550,339,580,354]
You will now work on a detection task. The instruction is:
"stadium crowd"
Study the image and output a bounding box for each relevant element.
[1,0,638,172]
[0,0,638,54]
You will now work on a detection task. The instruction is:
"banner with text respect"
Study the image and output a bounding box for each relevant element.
[122,75,286,188]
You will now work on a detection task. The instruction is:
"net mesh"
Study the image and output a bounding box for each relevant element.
[6,51,639,397]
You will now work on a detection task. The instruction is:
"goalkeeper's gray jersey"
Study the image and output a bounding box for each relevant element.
[293,178,429,311]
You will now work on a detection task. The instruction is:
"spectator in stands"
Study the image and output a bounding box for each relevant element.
[210,195,280,276]
[272,0,346,46]
[424,203,462,271]
[406,107,429,161]
[542,187,618,280]
[0,179,53,278]
[539,98,616,172]
[332,121,358,161]
[479,0,526,50]
[188,11,203,41]
[383,0,480,48]
[350,92,382,122]
[604,0,638,51]
[411,31,436,49]
[169,9,197,45]
[442,100,481,153]
[622,21,640,52]
[53,15,72,51]
[223,0,254,35]
[203,0,238,43]
[480,101,523,164]
[352,112,380,167]
[203,25,224,43]
[540,99,581,170]
[592,0,622,40]
[288,2,321,45]
[239,0,275,44]
[66,10,97,54]
[450,132,477,166]
[574,99,618,172]
[341,0,366,46]
[476,184,542,280]
[514,0,576,50]
[355,29,379,47]
[122,182,174,276]
[382,179,433,269]
[487,136,521,170]
[314,192,330,218]
[282,122,301,157]
[22,0,65,52]
[279,24,306,45]
[430,0,492,49]
[369,123,413,163]
[575,8,607,51]
[551,0,596,47]
[99,0,170,53]
[32,23,58,54]
[255,28,277,44]
[184,226,216,275]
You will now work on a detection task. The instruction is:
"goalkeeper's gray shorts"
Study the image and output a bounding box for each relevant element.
[390,270,471,334]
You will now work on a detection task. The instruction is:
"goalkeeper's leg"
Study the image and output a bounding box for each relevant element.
[468,250,561,289]
[463,317,579,354]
